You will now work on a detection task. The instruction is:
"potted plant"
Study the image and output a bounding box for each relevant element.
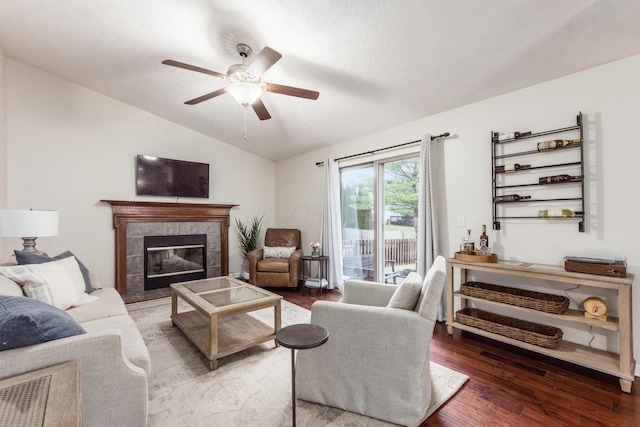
[235,215,264,279]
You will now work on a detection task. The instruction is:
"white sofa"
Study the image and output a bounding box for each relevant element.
[0,271,150,426]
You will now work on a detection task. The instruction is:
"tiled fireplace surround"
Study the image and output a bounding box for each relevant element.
[125,221,220,303]
[103,200,235,304]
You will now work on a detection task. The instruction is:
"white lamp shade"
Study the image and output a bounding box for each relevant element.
[226,82,263,106]
[0,209,59,237]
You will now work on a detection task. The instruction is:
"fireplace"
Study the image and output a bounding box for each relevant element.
[144,234,207,290]
[103,200,235,303]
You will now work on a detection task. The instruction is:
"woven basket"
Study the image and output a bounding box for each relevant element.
[455,307,563,349]
[460,281,569,314]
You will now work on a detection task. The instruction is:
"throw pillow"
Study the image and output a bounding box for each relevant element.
[0,256,98,310]
[0,275,24,297]
[0,295,86,351]
[263,246,296,259]
[15,250,94,294]
[387,272,423,310]
[89,269,103,290]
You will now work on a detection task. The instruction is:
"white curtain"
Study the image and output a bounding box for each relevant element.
[416,135,444,321]
[321,158,344,290]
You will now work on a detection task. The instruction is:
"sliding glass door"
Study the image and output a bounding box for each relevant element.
[340,155,418,283]
[382,157,419,283]
[341,165,375,281]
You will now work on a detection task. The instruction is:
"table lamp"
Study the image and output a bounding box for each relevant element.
[0,209,59,255]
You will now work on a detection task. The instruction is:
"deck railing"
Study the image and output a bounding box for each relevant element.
[343,238,417,266]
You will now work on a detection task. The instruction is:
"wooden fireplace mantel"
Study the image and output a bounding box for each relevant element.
[102,200,237,295]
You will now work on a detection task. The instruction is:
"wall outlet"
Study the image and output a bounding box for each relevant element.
[457,215,466,227]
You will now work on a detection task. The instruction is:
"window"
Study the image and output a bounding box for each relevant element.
[340,155,418,283]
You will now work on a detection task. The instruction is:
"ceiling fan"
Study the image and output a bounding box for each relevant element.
[162,44,319,121]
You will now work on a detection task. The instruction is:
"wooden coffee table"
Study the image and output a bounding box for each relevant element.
[170,276,282,370]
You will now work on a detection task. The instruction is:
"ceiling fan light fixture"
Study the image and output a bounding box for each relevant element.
[163,44,318,120]
[226,82,263,106]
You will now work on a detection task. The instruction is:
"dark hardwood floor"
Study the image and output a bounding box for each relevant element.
[273,284,341,310]
[272,285,640,427]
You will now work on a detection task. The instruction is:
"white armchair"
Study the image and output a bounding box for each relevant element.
[295,255,447,426]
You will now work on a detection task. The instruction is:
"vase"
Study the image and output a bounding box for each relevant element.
[312,248,319,257]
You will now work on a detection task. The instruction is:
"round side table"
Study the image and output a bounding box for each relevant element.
[300,255,329,294]
[276,323,329,427]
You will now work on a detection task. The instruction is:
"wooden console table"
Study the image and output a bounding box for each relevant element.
[446,258,635,392]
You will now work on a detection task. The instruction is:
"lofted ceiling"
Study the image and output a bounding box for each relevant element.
[1,1,639,161]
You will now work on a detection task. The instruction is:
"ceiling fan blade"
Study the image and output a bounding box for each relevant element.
[251,98,272,120]
[162,59,226,79]
[184,87,227,105]
[246,47,283,76]
[263,82,319,100]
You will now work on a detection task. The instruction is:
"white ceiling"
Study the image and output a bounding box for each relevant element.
[1,1,639,161]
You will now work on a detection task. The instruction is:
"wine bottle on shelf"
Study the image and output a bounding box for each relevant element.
[494,131,532,142]
[538,174,583,184]
[479,225,489,248]
[494,163,531,173]
[538,209,582,218]
[493,194,531,203]
[536,139,582,151]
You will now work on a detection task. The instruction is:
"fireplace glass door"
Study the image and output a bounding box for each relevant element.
[144,234,207,290]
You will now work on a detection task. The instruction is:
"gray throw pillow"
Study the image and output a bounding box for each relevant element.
[387,272,423,310]
[14,250,93,294]
[0,295,85,351]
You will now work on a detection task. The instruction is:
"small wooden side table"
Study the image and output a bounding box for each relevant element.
[276,323,329,427]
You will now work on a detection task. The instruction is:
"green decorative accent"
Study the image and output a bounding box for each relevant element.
[235,215,264,258]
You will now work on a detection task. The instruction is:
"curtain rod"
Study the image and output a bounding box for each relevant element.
[315,132,450,166]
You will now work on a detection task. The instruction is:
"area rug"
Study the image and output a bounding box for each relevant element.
[128,298,468,426]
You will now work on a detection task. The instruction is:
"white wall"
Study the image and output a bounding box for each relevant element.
[276,54,640,374]
[3,51,639,375]
[4,59,275,282]
[0,49,6,257]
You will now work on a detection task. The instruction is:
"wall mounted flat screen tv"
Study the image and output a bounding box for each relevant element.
[136,155,209,199]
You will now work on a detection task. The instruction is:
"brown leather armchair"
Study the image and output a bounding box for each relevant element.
[246,228,302,288]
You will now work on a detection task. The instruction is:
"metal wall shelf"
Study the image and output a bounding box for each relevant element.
[492,112,585,232]
[494,143,581,160]
[497,178,582,190]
